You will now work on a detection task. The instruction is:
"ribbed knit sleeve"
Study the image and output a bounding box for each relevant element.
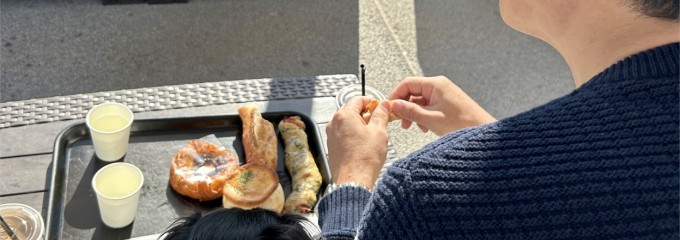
[318,186,372,240]
[356,162,429,239]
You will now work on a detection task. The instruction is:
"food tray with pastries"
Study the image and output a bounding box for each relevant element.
[45,110,330,240]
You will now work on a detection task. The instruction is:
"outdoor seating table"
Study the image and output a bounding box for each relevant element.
[0,74,401,239]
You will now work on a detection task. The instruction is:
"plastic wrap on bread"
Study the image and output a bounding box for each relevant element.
[169,135,239,201]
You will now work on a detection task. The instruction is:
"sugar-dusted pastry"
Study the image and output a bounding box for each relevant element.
[169,139,239,201]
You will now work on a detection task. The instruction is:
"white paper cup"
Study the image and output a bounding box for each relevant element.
[92,162,144,228]
[86,102,134,161]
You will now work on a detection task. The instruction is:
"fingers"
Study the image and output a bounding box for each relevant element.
[368,101,390,127]
[388,77,434,101]
[342,96,373,113]
[328,96,370,132]
[389,77,420,100]
[416,123,429,133]
[409,96,428,107]
[401,119,413,129]
[391,99,436,124]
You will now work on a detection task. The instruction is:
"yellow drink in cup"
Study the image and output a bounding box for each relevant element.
[86,102,134,161]
[90,115,129,132]
[92,163,144,228]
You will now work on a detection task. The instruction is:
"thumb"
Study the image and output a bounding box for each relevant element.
[368,101,390,127]
[392,100,435,125]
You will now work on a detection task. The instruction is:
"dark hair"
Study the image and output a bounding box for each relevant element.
[624,0,679,20]
[161,208,316,240]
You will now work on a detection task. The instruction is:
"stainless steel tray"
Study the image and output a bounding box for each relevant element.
[45,112,330,239]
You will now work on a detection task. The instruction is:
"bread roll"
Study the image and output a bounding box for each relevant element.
[222,163,284,213]
[237,106,278,169]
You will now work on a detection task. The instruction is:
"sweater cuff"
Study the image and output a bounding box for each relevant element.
[318,185,372,239]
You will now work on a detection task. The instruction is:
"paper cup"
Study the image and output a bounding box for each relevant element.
[92,163,144,228]
[86,102,134,161]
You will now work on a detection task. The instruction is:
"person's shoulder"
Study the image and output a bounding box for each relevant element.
[388,93,578,175]
[390,124,494,172]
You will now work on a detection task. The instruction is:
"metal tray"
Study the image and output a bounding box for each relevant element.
[45,111,331,239]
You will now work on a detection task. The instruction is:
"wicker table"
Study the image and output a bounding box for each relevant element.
[0,74,400,239]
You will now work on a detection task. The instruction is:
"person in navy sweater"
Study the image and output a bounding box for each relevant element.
[320,0,679,239]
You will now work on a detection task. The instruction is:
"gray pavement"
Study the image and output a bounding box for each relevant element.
[1,0,574,157]
[1,0,359,100]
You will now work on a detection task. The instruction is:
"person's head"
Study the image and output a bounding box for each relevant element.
[499,0,678,42]
[622,0,680,20]
[161,208,316,240]
[498,0,678,86]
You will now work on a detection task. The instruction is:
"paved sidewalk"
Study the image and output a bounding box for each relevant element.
[1,0,573,157]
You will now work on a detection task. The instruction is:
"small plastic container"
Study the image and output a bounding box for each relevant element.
[0,203,44,240]
[335,84,387,109]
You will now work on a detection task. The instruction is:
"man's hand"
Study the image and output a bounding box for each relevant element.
[326,97,390,190]
[389,76,496,136]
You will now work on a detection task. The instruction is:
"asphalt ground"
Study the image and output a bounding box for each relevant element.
[1,0,573,156]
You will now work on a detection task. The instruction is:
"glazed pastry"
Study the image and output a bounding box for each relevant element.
[169,139,239,201]
[278,116,322,213]
[222,163,285,213]
[237,106,278,169]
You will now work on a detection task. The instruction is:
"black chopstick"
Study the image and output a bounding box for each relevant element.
[0,214,18,240]
[360,64,366,96]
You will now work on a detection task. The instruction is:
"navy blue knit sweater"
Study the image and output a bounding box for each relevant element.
[318,43,679,239]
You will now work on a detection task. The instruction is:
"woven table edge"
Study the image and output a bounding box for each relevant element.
[0,74,358,129]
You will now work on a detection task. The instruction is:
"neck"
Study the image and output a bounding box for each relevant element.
[546,11,679,87]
